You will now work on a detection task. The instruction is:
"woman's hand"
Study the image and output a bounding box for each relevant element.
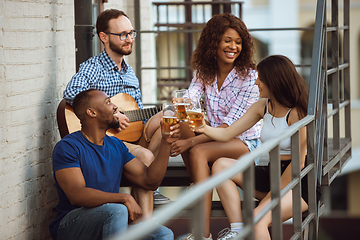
[190,112,206,133]
[170,139,194,157]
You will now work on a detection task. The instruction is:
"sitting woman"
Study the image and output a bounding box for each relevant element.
[173,13,261,240]
[195,55,321,240]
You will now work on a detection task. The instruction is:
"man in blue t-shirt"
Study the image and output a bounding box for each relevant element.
[49,89,180,240]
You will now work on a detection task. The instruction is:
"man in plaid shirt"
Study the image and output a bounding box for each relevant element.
[63,9,170,217]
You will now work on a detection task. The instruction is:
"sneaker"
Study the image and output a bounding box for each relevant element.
[179,233,213,240]
[217,228,238,240]
[153,190,171,205]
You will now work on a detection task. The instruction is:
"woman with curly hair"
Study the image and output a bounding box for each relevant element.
[173,13,261,240]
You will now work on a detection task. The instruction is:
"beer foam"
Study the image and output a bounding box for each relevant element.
[187,109,201,113]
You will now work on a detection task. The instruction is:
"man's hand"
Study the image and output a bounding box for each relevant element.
[160,118,180,143]
[123,194,143,222]
[114,111,129,132]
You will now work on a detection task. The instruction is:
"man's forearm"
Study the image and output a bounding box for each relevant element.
[69,187,133,208]
[144,138,172,188]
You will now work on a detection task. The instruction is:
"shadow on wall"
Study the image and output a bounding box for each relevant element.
[19,80,59,240]
[21,3,61,239]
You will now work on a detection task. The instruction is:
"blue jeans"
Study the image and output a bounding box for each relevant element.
[57,203,174,240]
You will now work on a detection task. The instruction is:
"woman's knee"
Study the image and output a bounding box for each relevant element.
[212,157,233,175]
[188,144,210,162]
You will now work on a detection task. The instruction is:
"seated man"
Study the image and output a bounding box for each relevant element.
[63,8,170,208]
[49,89,179,240]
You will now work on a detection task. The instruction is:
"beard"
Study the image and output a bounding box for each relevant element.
[109,39,133,56]
[107,116,120,129]
[108,120,120,129]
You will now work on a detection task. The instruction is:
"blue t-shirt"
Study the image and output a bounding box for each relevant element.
[49,131,135,239]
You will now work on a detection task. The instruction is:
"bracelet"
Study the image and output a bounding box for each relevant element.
[191,139,195,147]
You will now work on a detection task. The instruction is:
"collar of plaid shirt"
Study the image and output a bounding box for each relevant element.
[100,50,129,73]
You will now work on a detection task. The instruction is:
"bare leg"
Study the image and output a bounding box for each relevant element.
[131,146,154,166]
[130,147,155,218]
[178,122,196,179]
[212,158,244,223]
[213,157,309,239]
[253,191,308,240]
[189,139,249,237]
[139,111,163,158]
[131,185,153,220]
[136,113,171,212]
[147,127,162,158]
[144,112,162,146]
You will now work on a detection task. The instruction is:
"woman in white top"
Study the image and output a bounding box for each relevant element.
[195,55,320,240]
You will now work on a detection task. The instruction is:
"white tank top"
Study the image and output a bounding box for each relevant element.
[260,100,292,155]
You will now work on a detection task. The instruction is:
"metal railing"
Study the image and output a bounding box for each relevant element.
[113,0,351,239]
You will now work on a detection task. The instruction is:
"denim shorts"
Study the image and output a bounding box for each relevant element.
[243,138,261,152]
[243,138,262,165]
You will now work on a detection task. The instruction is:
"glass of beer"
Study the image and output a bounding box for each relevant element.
[173,89,190,122]
[187,98,204,130]
[162,102,178,135]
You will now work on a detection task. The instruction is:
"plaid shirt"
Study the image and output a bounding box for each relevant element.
[188,68,261,141]
[63,50,143,109]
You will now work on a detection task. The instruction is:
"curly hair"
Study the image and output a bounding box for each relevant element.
[190,13,256,86]
[257,55,309,119]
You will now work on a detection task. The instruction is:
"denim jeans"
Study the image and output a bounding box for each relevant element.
[57,203,174,240]
[243,138,262,165]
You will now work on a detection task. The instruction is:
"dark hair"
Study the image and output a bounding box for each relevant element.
[72,89,97,120]
[257,55,309,119]
[96,9,129,38]
[190,13,256,86]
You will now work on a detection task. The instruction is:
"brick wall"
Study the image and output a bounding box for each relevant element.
[0,0,75,239]
[0,1,154,239]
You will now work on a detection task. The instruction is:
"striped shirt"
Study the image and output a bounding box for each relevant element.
[188,68,261,141]
[63,50,143,109]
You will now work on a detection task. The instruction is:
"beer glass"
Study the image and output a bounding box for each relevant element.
[162,102,178,135]
[173,89,190,122]
[187,98,204,130]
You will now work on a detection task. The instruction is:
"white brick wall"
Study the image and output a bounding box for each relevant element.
[0,0,75,239]
[0,1,161,239]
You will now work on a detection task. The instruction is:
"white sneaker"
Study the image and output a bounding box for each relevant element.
[217,228,238,240]
[179,232,213,240]
[153,190,171,205]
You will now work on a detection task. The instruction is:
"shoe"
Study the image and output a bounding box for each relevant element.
[179,233,213,240]
[217,228,238,240]
[153,190,171,205]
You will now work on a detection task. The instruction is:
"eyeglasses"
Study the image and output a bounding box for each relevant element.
[105,30,138,41]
